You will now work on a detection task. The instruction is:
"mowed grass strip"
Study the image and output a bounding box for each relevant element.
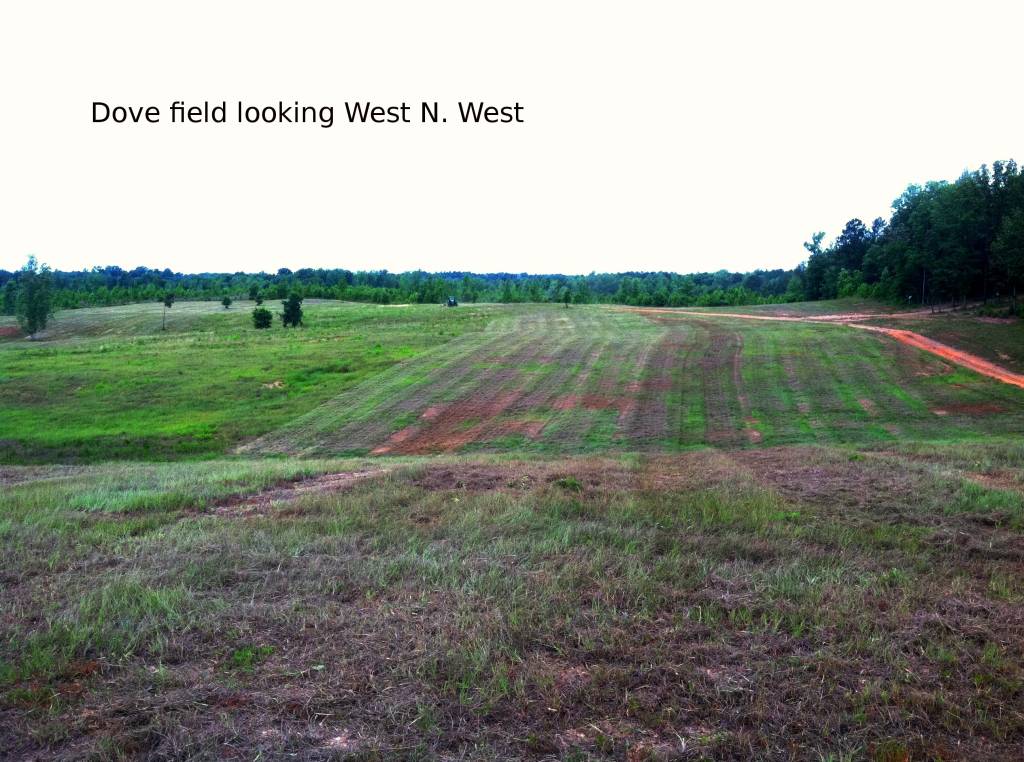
[1,445,1022,758]
[254,305,1024,456]
[248,306,670,457]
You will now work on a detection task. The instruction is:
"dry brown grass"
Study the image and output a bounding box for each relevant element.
[2,446,1022,760]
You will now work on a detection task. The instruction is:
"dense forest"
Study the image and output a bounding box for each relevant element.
[803,159,1024,307]
[2,159,1021,314]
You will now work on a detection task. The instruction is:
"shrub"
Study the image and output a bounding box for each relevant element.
[252,307,273,329]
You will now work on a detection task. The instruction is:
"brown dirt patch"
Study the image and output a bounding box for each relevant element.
[858,398,877,415]
[965,471,1024,493]
[622,306,907,324]
[410,459,637,493]
[0,465,90,486]
[0,326,20,338]
[729,447,936,516]
[375,390,523,454]
[552,394,580,410]
[371,425,419,455]
[639,452,744,491]
[211,470,385,516]
[412,463,540,491]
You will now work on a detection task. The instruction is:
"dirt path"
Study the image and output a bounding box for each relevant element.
[853,325,1024,389]
[211,470,386,516]
[623,307,1024,391]
[618,307,919,323]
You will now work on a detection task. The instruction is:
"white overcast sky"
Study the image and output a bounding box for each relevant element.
[1,1,1021,275]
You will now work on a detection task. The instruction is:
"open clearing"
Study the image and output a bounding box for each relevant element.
[2,300,1023,760]
[246,304,1024,457]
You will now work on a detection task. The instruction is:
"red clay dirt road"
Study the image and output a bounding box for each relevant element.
[853,325,1024,390]
[621,307,1024,391]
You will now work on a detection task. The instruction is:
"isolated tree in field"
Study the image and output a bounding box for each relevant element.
[252,306,273,329]
[281,293,303,327]
[161,293,175,330]
[222,296,232,309]
[14,256,53,339]
[254,294,263,306]
[248,284,260,302]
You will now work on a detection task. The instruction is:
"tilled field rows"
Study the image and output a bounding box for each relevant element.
[247,306,1024,455]
[246,309,668,456]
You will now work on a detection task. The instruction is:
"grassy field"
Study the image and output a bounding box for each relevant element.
[250,304,1024,457]
[0,301,490,462]
[2,299,1023,760]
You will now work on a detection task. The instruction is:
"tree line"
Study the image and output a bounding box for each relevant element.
[3,159,1021,326]
[803,159,1024,309]
[1,264,800,312]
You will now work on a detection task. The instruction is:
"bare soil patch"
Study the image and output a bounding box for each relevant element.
[410,459,638,493]
[964,470,1024,493]
[0,465,90,486]
[639,452,744,491]
[374,390,523,454]
[729,447,935,517]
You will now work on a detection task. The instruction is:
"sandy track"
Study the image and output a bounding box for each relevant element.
[624,307,1024,391]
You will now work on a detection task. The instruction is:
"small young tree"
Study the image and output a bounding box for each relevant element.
[252,307,273,329]
[281,293,303,327]
[161,293,175,330]
[221,296,233,309]
[254,294,264,306]
[248,284,260,302]
[15,256,53,339]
